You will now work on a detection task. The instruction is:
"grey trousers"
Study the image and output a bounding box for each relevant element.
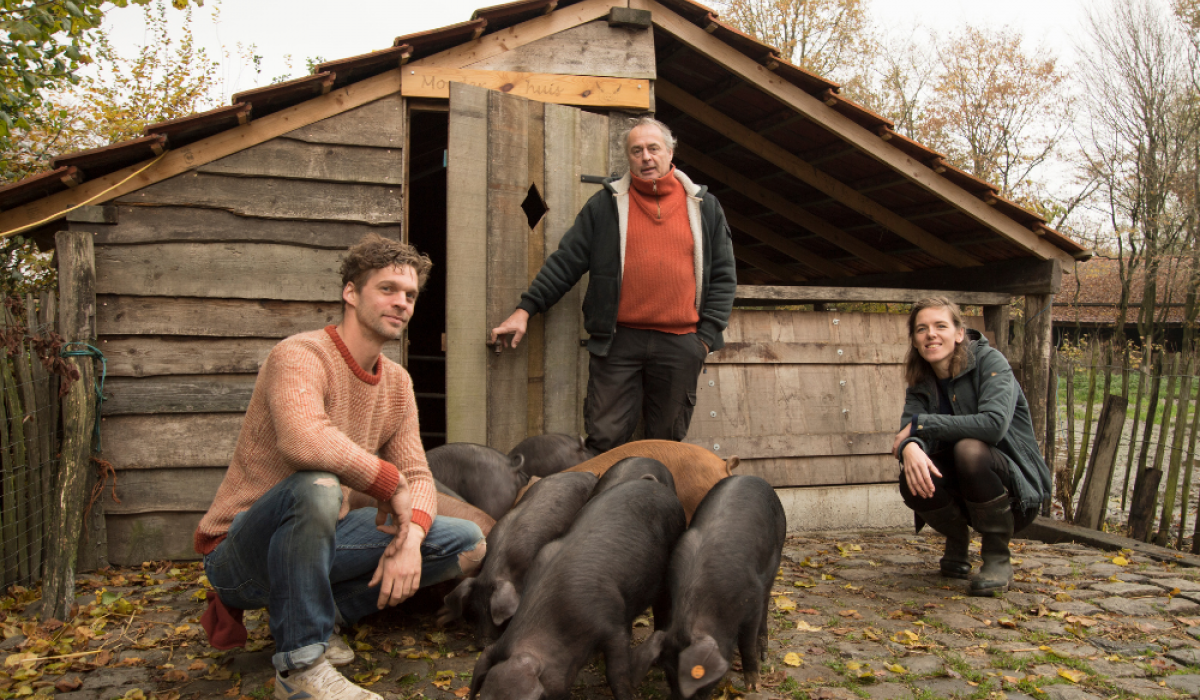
[584,326,709,454]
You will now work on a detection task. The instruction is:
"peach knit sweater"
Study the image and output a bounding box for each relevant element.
[194,326,436,554]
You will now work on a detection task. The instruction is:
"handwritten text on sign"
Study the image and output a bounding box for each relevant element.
[401,67,650,110]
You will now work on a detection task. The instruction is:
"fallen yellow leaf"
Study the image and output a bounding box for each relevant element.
[774,596,797,611]
[1058,668,1087,683]
[796,620,823,632]
[846,661,861,670]
[783,653,802,667]
[1112,555,1128,566]
[887,664,906,674]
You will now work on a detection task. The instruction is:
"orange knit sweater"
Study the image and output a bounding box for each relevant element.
[194,326,436,554]
[617,168,699,334]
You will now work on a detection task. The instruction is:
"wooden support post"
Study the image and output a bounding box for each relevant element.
[41,231,98,621]
[983,303,1010,358]
[1022,293,1054,454]
[1073,394,1129,530]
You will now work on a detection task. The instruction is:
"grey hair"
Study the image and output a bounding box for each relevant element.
[625,117,676,151]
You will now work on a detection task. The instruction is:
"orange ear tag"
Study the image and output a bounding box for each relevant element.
[691,665,706,679]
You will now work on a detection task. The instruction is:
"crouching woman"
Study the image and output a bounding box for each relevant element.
[892,297,1051,596]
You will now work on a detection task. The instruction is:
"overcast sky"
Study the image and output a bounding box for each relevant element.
[102,0,1096,102]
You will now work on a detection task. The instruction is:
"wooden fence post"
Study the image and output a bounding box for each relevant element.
[41,231,97,621]
[1156,356,1193,546]
[1129,354,1165,542]
[1122,359,1149,509]
[1181,351,1200,550]
[1074,394,1129,530]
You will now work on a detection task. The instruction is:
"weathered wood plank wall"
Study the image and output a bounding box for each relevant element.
[73,95,406,564]
[686,309,988,488]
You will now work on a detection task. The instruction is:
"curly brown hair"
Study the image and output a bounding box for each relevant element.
[904,296,969,386]
[339,234,433,294]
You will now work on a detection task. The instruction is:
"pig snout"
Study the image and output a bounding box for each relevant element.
[444,471,597,645]
[474,479,685,700]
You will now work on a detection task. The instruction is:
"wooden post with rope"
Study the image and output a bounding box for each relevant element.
[41,231,98,621]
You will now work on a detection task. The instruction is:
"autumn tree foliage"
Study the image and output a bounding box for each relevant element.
[1078,0,1200,348]
[5,1,220,183]
[0,0,201,175]
[922,27,1071,206]
[712,0,875,83]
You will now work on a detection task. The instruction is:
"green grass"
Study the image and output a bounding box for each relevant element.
[1055,368,1199,428]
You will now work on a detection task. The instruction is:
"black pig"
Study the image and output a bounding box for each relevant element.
[439,471,598,643]
[471,479,686,700]
[508,434,592,478]
[427,443,529,521]
[590,457,676,499]
[633,475,786,700]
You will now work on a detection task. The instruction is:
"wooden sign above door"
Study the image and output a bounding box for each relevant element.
[401,67,651,110]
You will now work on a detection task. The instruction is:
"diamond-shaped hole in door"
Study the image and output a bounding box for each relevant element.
[521,183,548,229]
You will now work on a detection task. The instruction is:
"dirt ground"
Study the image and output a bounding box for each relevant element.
[6,528,1200,700]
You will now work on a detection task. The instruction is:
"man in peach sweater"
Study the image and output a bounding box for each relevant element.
[196,235,486,700]
[492,117,736,454]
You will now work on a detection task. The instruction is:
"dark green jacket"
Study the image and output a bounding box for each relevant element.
[515,169,737,356]
[898,331,1052,511]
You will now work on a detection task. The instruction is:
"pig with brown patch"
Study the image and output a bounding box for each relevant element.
[632,475,786,700]
[516,440,736,523]
[470,478,686,700]
[438,471,597,643]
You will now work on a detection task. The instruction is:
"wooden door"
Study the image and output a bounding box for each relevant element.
[445,83,622,452]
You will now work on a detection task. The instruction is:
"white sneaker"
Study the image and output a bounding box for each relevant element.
[275,658,381,700]
[326,631,355,667]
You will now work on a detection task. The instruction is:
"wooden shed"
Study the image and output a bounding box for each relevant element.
[0,0,1089,566]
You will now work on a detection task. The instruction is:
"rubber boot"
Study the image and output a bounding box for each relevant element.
[965,495,1014,596]
[916,502,971,579]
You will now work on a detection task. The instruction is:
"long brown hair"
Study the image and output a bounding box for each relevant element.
[904,296,969,386]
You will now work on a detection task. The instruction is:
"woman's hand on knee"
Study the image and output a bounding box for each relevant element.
[902,443,942,499]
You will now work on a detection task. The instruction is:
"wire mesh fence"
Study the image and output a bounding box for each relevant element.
[1049,340,1200,549]
[0,294,61,589]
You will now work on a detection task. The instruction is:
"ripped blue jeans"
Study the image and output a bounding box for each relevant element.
[203,471,484,671]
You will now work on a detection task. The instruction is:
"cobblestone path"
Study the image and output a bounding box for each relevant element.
[8,529,1200,700]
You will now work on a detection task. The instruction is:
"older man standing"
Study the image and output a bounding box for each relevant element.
[491,117,736,454]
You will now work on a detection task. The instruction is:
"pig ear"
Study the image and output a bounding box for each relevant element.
[724,456,740,475]
[510,454,526,472]
[439,577,475,627]
[490,580,520,626]
[631,630,665,686]
[678,635,729,699]
[503,653,546,700]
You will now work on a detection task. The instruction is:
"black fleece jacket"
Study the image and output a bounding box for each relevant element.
[515,172,737,357]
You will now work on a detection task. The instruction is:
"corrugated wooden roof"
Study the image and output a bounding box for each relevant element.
[0,0,1088,274]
